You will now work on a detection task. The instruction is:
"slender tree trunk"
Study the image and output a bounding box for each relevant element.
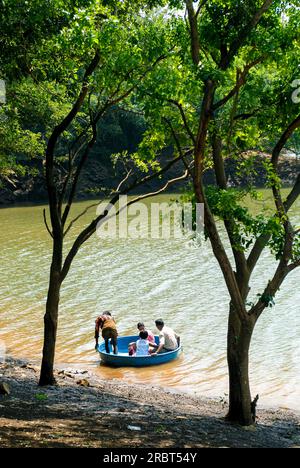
[226,305,256,425]
[39,240,62,386]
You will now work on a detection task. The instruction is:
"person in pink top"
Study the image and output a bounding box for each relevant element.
[137,322,155,343]
[128,322,156,356]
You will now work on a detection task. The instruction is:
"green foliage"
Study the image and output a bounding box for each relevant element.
[132,128,166,171]
[35,392,48,401]
[154,424,167,433]
[291,230,300,264]
[131,1,300,272]
[0,104,45,187]
[262,160,282,191]
[182,184,290,259]
[0,0,177,191]
[200,0,262,58]
[0,0,94,80]
[257,292,276,308]
[205,186,262,250]
[1,0,300,223]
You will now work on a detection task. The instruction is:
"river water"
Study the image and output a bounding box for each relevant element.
[0,192,299,410]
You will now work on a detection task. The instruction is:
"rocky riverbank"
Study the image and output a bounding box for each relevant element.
[0,358,299,448]
[1,152,299,205]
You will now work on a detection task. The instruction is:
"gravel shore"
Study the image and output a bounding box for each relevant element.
[0,358,299,448]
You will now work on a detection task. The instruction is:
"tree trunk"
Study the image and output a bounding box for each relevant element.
[39,245,62,386]
[226,305,256,425]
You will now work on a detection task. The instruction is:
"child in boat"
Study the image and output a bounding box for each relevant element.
[95,311,118,354]
[137,322,155,343]
[128,331,157,356]
[128,322,156,356]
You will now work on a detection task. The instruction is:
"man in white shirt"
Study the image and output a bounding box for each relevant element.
[153,319,180,354]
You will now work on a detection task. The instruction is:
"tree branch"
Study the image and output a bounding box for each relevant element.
[163,117,194,177]
[193,80,248,320]
[213,56,265,111]
[167,99,196,145]
[121,152,189,195]
[43,209,53,238]
[247,174,300,274]
[219,1,273,70]
[248,236,293,320]
[59,52,171,228]
[60,152,188,281]
[116,169,134,193]
[63,202,99,238]
[247,112,300,275]
[59,133,90,208]
[272,114,300,169]
[108,52,170,108]
[112,169,190,220]
[211,128,249,295]
[46,49,101,235]
[248,113,300,317]
[86,168,190,242]
[61,107,108,228]
[185,0,200,66]
[195,0,209,18]
[287,258,300,273]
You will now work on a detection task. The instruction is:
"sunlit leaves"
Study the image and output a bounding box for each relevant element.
[0,0,180,188]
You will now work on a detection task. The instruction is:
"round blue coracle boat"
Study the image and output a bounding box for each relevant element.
[97,335,182,367]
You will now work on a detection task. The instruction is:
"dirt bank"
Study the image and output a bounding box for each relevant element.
[0,358,299,448]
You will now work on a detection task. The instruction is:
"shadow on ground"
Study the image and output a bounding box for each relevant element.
[0,362,299,448]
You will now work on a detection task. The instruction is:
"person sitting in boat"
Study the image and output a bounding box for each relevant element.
[152,319,180,355]
[137,322,155,343]
[95,311,118,354]
[128,322,156,356]
[129,331,157,357]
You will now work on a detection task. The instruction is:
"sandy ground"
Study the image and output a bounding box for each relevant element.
[0,358,299,448]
